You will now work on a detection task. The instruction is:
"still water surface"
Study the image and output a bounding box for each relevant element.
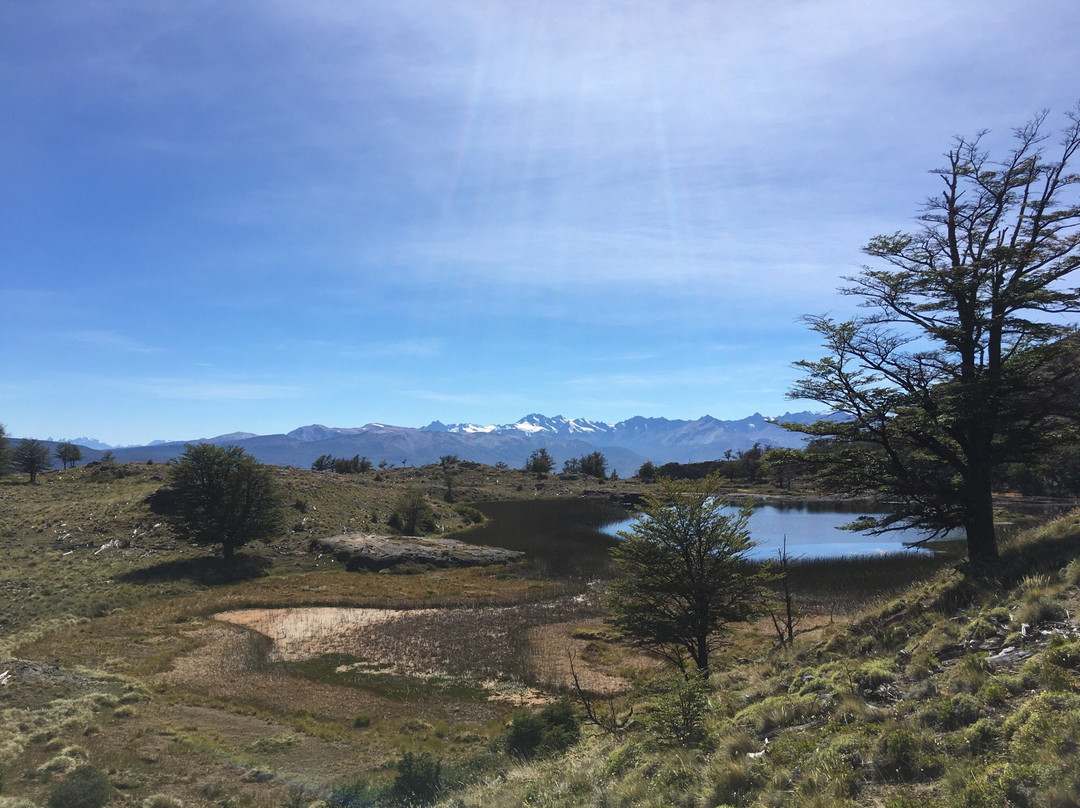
[600,500,940,560]
[468,498,938,579]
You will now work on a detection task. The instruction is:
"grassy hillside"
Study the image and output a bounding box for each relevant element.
[1,461,1077,808]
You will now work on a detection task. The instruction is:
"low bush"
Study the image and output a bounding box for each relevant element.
[452,504,485,525]
[644,674,711,746]
[505,698,580,760]
[872,727,943,783]
[390,752,442,806]
[47,764,112,808]
[143,795,184,808]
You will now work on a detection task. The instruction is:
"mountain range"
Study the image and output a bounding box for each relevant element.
[63,412,827,476]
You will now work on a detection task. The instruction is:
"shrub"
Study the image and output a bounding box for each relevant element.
[452,504,485,525]
[47,764,113,808]
[390,752,442,806]
[1005,691,1080,766]
[919,694,984,730]
[962,719,1001,756]
[645,674,711,746]
[1012,596,1067,628]
[505,698,580,760]
[872,727,942,783]
[143,795,184,808]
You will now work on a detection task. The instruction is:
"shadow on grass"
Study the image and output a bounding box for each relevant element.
[118,553,271,585]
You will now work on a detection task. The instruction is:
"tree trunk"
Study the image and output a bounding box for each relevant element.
[693,633,709,673]
[964,466,999,564]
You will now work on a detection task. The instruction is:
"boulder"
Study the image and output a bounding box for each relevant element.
[312,533,524,572]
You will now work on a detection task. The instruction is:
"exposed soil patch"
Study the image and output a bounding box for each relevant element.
[215,607,439,662]
[212,598,630,693]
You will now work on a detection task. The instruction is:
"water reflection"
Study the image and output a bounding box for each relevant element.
[601,502,940,560]
[462,497,1069,580]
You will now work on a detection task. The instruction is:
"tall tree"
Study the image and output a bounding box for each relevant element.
[166,443,286,565]
[605,474,769,674]
[55,442,83,469]
[12,438,52,483]
[0,424,9,476]
[790,108,1080,564]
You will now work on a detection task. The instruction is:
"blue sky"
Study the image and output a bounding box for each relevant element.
[3,1,1079,446]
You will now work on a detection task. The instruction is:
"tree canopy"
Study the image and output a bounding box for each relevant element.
[55,441,83,469]
[524,448,554,475]
[605,474,770,673]
[790,107,1080,564]
[562,451,607,479]
[165,443,286,565]
[13,438,52,483]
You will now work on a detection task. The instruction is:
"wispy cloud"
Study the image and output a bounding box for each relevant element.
[125,378,304,401]
[345,339,446,359]
[65,330,156,354]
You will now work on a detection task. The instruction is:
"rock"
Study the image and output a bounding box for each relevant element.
[312,533,524,572]
[145,485,180,515]
[986,646,1034,667]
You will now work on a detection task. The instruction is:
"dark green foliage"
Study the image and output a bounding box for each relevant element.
[312,454,373,474]
[636,460,657,482]
[789,109,1080,563]
[524,448,553,475]
[12,437,52,483]
[606,473,771,672]
[505,698,581,760]
[645,673,710,746]
[563,451,607,479]
[47,763,113,808]
[54,441,83,469]
[390,752,442,806]
[165,443,286,564]
[656,444,767,484]
[452,504,485,524]
[390,486,431,535]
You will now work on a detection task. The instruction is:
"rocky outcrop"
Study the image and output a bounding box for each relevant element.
[312,533,524,572]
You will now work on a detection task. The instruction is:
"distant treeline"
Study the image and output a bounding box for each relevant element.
[643,438,1080,499]
[312,454,374,474]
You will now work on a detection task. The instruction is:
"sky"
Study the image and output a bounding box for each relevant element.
[2,1,1079,446]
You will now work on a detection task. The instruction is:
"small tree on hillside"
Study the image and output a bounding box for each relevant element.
[636,460,658,482]
[166,443,286,566]
[524,448,554,475]
[55,441,83,469]
[13,438,52,483]
[606,474,770,674]
[389,486,432,535]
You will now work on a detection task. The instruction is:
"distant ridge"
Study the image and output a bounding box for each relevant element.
[62,411,828,476]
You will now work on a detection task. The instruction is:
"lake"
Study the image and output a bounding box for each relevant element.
[464,497,944,579]
[599,500,945,560]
